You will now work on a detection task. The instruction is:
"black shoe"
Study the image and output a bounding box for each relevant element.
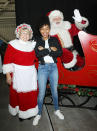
[28,117,32,120]
[19,118,24,122]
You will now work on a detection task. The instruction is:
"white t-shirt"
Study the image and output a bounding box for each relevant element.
[44,40,54,63]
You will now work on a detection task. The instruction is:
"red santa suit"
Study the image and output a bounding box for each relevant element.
[48,9,89,69]
[3,39,38,119]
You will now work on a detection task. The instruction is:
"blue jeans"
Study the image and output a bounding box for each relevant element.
[37,63,59,115]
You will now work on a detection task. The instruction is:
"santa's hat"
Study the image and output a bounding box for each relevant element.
[15,23,33,39]
[47,10,64,22]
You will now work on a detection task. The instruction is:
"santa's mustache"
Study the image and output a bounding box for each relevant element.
[51,21,63,27]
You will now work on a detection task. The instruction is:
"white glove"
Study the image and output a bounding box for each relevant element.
[72,9,82,22]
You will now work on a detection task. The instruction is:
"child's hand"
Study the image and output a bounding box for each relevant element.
[6,73,12,85]
[50,47,57,51]
[38,46,44,50]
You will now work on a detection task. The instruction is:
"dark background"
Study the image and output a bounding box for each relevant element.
[15,0,97,35]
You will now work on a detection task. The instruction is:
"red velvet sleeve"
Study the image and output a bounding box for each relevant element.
[3,44,14,64]
[69,24,80,38]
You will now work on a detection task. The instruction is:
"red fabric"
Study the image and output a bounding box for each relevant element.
[46,11,52,16]
[3,44,36,66]
[18,91,38,111]
[61,48,73,63]
[9,85,38,111]
[69,24,80,38]
[9,84,18,108]
[76,55,85,67]
[81,20,86,24]
[57,57,66,83]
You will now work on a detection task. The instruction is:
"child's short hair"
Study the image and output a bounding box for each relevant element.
[38,16,50,30]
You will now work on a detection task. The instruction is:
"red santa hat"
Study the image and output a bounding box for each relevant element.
[47,10,64,22]
[15,23,33,39]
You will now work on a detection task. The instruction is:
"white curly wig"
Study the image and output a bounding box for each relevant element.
[15,23,33,39]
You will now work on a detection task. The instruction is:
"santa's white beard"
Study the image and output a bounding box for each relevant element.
[50,21,73,48]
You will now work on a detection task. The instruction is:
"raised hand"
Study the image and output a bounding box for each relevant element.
[72,9,82,22]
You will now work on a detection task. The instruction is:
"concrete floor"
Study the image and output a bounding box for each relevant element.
[0,73,97,131]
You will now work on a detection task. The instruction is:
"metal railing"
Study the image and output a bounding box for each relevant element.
[0,0,16,44]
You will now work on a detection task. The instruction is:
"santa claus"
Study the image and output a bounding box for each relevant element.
[48,9,89,70]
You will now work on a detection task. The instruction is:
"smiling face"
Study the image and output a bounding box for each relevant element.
[39,24,50,40]
[19,29,30,42]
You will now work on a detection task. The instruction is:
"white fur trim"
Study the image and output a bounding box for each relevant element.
[9,39,36,52]
[19,105,38,119]
[3,63,14,74]
[75,17,89,30]
[49,10,64,22]
[63,21,71,30]
[8,104,38,119]
[63,50,77,68]
[8,104,19,116]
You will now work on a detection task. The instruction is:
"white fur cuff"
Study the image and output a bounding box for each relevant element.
[75,17,89,30]
[63,50,77,68]
[3,63,14,74]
